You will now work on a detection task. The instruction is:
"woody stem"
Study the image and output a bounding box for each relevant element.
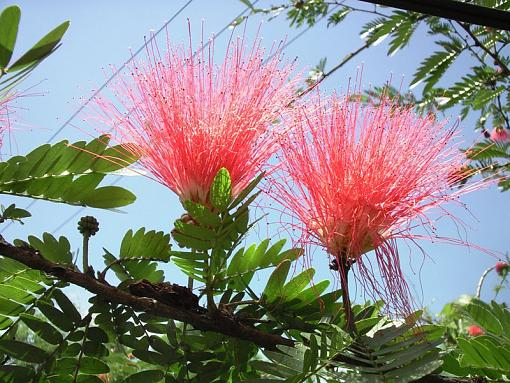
[339,260,356,335]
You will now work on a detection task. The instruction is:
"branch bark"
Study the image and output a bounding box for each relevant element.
[357,0,510,31]
[0,237,293,350]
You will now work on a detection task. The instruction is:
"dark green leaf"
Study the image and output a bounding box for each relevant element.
[123,370,164,383]
[0,6,21,68]
[0,340,49,363]
[8,21,70,72]
[19,313,63,345]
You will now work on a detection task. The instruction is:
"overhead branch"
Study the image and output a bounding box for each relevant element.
[0,237,293,350]
[356,0,510,31]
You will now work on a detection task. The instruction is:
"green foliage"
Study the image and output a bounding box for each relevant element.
[452,299,510,377]
[0,254,112,382]
[171,171,267,286]
[0,5,69,92]
[361,11,423,54]
[0,136,137,208]
[249,311,444,383]
[21,233,73,265]
[0,203,31,224]
[103,227,171,283]
[287,0,328,27]
[410,39,465,92]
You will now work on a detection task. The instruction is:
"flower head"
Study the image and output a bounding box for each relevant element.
[269,92,478,315]
[490,126,510,143]
[467,325,484,337]
[93,27,298,205]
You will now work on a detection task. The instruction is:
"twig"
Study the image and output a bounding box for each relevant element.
[297,42,370,100]
[72,317,92,383]
[458,23,510,74]
[476,265,495,298]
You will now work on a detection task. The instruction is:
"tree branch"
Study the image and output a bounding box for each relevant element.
[356,0,510,31]
[0,237,293,350]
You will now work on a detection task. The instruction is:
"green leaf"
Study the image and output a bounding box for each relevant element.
[0,284,35,304]
[209,168,232,211]
[183,200,221,227]
[280,268,314,303]
[27,233,72,265]
[8,20,70,72]
[0,6,21,68]
[0,340,49,363]
[104,228,170,282]
[92,144,138,173]
[1,203,31,221]
[52,289,82,324]
[81,186,136,208]
[0,365,34,383]
[0,139,137,208]
[120,228,170,260]
[262,259,291,303]
[123,370,164,383]
[132,350,171,366]
[19,313,63,345]
[229,172,264,209]
[410,39,464,91]
[37,301,75,332]
[78,356,110,374]
[0,296,24,316]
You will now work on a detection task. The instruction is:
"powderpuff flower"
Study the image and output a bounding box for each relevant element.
[269,92,481,315]
[490,126,510,143]
[93,27,299,206]
[467,325,484,337]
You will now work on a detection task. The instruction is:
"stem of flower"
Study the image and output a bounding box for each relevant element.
[205,258,217,313]
[339,260,357,335]
[82,234,89,273]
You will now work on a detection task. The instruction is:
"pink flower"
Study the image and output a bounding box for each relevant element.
[495,261,508,276]
[269,92,479,315]
[467,325,484,337]
[490,126,510,143]
[93,27,298,205]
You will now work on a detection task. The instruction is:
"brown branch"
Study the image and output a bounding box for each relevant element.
[0,237,293,350]
[356,0,510,31]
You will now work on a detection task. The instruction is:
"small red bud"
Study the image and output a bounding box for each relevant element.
[495,261,509,276]
[467,325,484,337]
[490,126,510,143]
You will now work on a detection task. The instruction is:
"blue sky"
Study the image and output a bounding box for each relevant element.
[2,0,509,314]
